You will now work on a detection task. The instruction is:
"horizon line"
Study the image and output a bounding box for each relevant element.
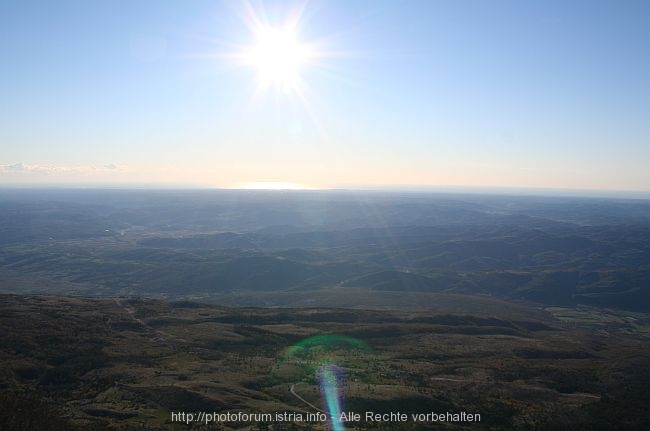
[1,183,650,200]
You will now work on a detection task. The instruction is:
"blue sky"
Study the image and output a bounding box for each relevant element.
[1,0,648,191]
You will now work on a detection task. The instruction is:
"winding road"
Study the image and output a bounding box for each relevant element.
[290,384,328,414]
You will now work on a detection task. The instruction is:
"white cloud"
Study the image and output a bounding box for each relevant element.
[3,163,26,172]
[0,163,126,174]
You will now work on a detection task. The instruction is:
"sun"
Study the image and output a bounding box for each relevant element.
[241,24,314,93]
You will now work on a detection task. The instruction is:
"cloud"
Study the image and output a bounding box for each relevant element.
[3,163,26,172]
[0,163,126,175]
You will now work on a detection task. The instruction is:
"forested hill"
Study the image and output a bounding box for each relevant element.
[1,189,649,311]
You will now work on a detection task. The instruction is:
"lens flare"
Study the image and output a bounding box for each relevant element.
[283,334,371,359]
[317,364,346,431]
[275,335,372,430]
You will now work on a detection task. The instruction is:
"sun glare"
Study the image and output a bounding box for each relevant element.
[237,181,312,190]
[229,2,325,98]
[242,25,313,93]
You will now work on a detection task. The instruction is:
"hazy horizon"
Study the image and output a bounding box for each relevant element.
[1,183,650,200]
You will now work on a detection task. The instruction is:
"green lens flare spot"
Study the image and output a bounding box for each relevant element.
[282,334,372,361]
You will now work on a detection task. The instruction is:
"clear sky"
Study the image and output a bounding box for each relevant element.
[1,0,648,191]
